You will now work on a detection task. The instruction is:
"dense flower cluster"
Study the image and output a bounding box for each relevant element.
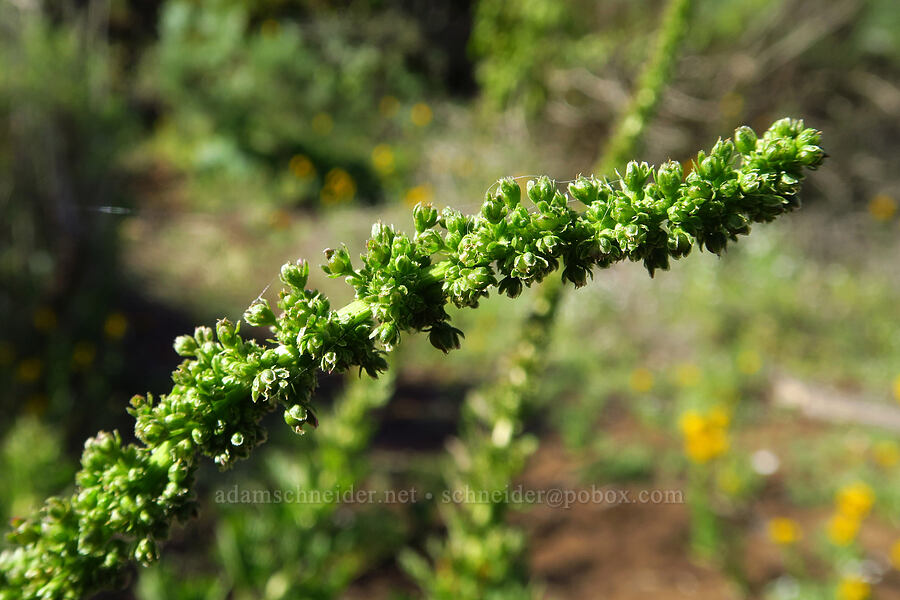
[0,118,823,599]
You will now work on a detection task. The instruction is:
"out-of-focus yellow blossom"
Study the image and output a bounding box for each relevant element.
[71,341,97,369]
[872,440,900,468]
[410,102,433,127]
[379,95,399,118]
[260,19,280,38]
[868,194,896,222]
[104,313,128,340]
[628,367,654,393]
[320,168,356,205]
[836,482,874,520]
[16,358,43,383]
[404,185,433,207]
[312,112,334,135]
[0,341,14,366]
[768,517,801,545]
[837,576,870,600]
[892,374,900,404]
[289,154,315,179]
[736,349,762,375]
[890,539,900,570]
[679,407,730,464]
[371,144,396,175]
[827,513,861,546]
[33,307,57,332]
[674,362,701,387]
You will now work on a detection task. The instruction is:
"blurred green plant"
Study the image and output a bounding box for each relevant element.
[0,416,74,525]
[0,3,139,431]
[139,0,432,209]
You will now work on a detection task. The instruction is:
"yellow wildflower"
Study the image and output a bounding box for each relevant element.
[104,313,128,340]
[679,408,730,464]
[890,539,900,570]
[289,154,315,179]
[15,358,43,383]
[767,517,801,545]
[827,513,860,546]
[893,374,900,403]
[872,440,900,468]
[403,185,433,207]
[868,194,896,222]
[33,307,57,332]
[312,113,334,136]
[836,576,870,600]
[836,482,874,520]
[628,367,654,393]
[320,168,356,205]
[410,102,433,127]
[371,144,395,175]
[71,341,97,369]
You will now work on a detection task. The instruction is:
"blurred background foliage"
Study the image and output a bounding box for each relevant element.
[3,0,900,598]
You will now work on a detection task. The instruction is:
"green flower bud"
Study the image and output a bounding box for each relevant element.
[230,432,244,447]
[415,229,444,255]
[498,177,521,208]
[284,404,308,432]
[481,196,505,224]
[190,428,208,445]
[498,276,523,298]
[243,300,276,328]
[280,260,309,290]
[413,203,439,233]
[216,319,237,349]
[428,322,464,353]
[173,335,198,357]
[322,245,353,277]
[734,126,757,154]
[667,227,693,256]
[441,208,468,234]
[568,176,599,205]
[134,537,159,566]
[623,161,651,192]
[655,161,683,196]
[527,176,555,205]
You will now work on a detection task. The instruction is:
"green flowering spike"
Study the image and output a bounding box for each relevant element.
[0,119,824,600]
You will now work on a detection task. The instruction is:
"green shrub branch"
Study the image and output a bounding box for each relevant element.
[0,118,823,600]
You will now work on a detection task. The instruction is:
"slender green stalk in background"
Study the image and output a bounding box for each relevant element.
[595,0,693,176]
[0,118,823,599]
[402,1,696,595]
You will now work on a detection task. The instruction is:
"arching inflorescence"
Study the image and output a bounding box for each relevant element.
[0,118,823,600]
